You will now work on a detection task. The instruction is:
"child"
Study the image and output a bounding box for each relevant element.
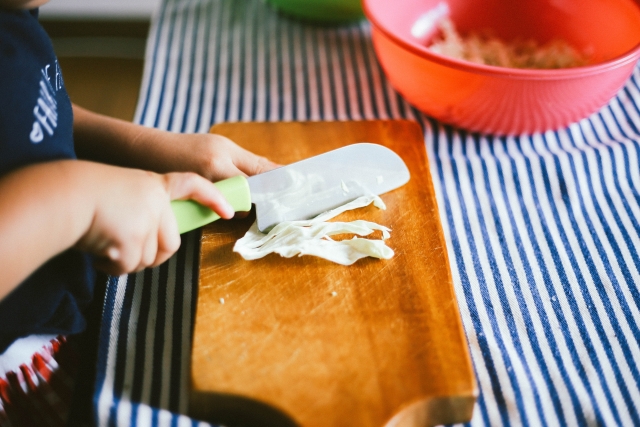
[0,0,276,424]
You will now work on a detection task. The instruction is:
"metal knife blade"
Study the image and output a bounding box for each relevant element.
[171,143,410,234]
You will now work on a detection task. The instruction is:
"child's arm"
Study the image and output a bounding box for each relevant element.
[72,105,278,181]
[0,160,234,301]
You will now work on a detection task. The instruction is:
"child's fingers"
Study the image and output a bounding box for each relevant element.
[138,231,159,270]
[209,134,280,178]
[94,243,142,276]
[164,172,235,219]
[93,206,180,274]
[231,147,280,177]
[209,154,279,183]
[153,204,181,267]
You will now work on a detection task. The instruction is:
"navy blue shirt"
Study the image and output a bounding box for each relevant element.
[0,8,95,352]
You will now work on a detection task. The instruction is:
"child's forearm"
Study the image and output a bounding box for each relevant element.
[72,104,207,175]
[0,161,95,299]
[72,104,278,182]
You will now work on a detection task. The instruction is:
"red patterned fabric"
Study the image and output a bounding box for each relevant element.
[0,337,77,427]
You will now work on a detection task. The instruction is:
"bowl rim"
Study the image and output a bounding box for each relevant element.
[362,0,640,79]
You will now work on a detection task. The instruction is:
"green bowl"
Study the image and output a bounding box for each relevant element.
[267,0,364,24]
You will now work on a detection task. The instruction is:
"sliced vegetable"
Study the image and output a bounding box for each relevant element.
[233,195,394,265]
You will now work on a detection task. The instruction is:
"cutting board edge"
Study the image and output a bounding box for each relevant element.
[404,121,478,396]
[188,389,298,427]
[187,388,478,427]
[209,118,424,134]
[383,392,478,427]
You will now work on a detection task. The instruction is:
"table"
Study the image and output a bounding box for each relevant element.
[91,0,640,425]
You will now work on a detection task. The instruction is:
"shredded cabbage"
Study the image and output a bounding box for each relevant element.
[233,195,394,265]
[429,18,590,69]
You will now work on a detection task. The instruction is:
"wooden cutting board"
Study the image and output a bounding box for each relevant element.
[188,120,477,427]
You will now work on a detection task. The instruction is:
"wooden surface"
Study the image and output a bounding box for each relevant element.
[189,120,477,427]
[44,17,147,122]
[59,57,143,121]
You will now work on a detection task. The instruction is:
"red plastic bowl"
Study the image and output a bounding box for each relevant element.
[363,0,640,135]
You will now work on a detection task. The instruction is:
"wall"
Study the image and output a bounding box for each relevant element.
[39,0,160,19]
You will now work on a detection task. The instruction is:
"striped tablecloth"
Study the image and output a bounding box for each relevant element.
[92,0,640,425]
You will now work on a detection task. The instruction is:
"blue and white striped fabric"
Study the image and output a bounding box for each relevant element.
[93,0,640,425]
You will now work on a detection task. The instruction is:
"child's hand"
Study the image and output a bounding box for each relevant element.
[0,160,235,294]
[73,163,234,276]
[181,133,280,182]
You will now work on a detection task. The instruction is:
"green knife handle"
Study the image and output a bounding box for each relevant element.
[171,175,252,234]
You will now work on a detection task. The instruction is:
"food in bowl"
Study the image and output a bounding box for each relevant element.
[363,0,640,135]
[429,18,590,69]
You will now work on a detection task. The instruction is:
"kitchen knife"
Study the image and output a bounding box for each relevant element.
[171,142,410,234]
